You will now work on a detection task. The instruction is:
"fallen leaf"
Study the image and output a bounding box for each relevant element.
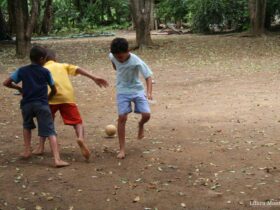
[35,205,43,210]
[133,196,140,203]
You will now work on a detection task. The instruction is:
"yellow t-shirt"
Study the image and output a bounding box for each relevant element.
[44,61,78,104]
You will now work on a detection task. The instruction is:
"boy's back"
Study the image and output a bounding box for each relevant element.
[44,60,78,104]
[11,64,53,106]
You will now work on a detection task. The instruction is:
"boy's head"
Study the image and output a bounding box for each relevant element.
[30,46,47,65]
[46,49,57,62]
[110,38,129,63]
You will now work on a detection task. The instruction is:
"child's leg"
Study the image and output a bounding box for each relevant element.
[32,137,46,155]
[74,123,84,139]
[117,114,128,159]
[48,135,69,167]
[33,104,58,155]
[21,129,32,159]
[116,94,132,159]
[21,104,36,159]
[59,104,90,160]
[134,93,151,139]
[138,113,151,140]
[35,104,68,167]
[74,123,90,160]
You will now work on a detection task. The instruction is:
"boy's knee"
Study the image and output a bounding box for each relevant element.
[118,115,128,124]
[142,113,151,120]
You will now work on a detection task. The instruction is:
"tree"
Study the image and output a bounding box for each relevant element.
[12,0,39,57]
[41,0,53,35]
[130,0,153,48]
[248,0,267,35]
[0,7,11,40]
[7,0,16,34]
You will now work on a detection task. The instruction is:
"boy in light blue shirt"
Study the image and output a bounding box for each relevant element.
[109,38,153,159]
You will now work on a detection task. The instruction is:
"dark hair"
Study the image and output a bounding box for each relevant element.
[110,38,129,54]
[29,46,47,63]
[46,49,56,62]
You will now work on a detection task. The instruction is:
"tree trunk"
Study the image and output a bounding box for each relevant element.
[14,0,39,58]
[41,0,53,35]
[264,9,272,30]
[7,0,17,35]
[130,0,153,48]
[0,7,12,40]
[33,1,41,34]
[150,0,155,30]
[249,0,267,35]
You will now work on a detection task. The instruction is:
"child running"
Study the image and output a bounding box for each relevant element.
[3,46,69,167]
[109,38,153,159]
[33,49,109,160]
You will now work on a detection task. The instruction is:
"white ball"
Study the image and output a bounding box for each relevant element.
[105,124,117,137]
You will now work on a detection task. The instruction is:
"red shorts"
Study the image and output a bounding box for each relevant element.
[50,103,82,125]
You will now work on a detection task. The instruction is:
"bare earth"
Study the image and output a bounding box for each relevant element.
[1,32,280,210]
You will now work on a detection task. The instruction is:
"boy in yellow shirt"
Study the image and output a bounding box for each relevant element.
[33,49,109,160]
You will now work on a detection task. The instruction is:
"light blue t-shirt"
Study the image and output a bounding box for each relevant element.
[109,53,153,94]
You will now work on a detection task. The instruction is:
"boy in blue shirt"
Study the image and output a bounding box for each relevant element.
[3,46,69,167]
[109,38,153,159]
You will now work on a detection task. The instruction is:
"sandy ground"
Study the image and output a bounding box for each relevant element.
[1,32,280,210]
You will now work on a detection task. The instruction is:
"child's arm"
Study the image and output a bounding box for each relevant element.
[48,85,57,101]
[3,78,22,93]
[112,62,116,71]
[137,60,153,100]
[146,77,153,100]
[76,68,109,88]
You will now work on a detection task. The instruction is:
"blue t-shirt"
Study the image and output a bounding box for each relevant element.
[10,64,55,107]
[109,53,153,94]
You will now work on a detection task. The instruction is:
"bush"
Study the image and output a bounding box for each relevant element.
[156,0,188,23]
[188,0,249,33]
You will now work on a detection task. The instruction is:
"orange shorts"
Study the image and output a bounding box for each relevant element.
[50,103,82,125]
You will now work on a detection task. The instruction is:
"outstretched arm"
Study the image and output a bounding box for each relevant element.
[3,78,22,93]
[146,77,153,100]
[76,68,109,88]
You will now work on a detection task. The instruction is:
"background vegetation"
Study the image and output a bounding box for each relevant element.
[1,0,280,35]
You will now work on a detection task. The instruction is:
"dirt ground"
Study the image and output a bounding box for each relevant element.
[1,32,280,210]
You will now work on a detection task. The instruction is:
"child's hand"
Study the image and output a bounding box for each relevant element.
[93,77,109,88]
[147,93,153,100]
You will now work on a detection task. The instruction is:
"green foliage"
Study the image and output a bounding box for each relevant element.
[0,0,7,8]
[188,0,225,32]
[223,0,249,31]
[156,0,188,22]
[52,0,81,32]
[157,0,280,33]
[188,0,249,33]
[51,0,130,34]
[3,0,280,36]
[0,0,7,16]
[266,0,280,28]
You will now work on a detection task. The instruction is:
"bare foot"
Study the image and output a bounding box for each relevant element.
[55,160,70,168]
[20,151,32,159]
[138,123,145,140]
[117,151,126,159]
[32,147,44,156]
[77,139,91,160]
